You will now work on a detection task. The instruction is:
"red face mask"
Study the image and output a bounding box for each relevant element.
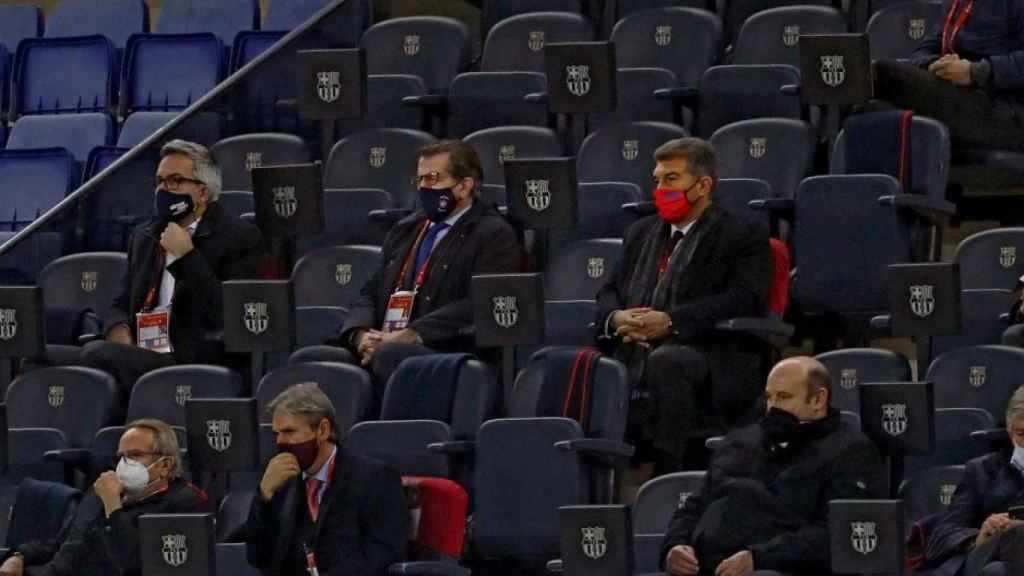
[654,181,700,223]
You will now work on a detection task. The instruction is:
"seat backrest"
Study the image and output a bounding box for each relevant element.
[481,11,594,73]
[465,126,563,187]
[611,7,722,87]
[544,238,624,301]
[0,4,41,52]
[926,345,1024,424]
[127,365,243,426]
[216,491,254,543]
[265,0,373,47]
[294,306,349,349]
[336,74,427,137]
[899,465,965,525]
[124,33,223,112]
[815,348,913,414]
[7,113,114,164]
[361,17,470,94]
[45,0,148,50]
[906,407,994,472]
[117,111,222,148]
[3,429,66,485]
[482,0,583,34]
[215,542,262,576]
[577,121,689,193]
[514,300,601,378]
[156,0,258,47]
[218,191,254,217]
[715,178,773,229]
[12,36,115,115]
[867,2,942,62]
[256,362,372,430]
[792,174,912,314]
[210,133,311,192]
[696,64,802,137]
[722,0,833,45]
[346,420,452,477]
[39,252,127,321]
[549,182,643,246]
[711,118,814,200]
[733,6,847,66]
[447,71,550,138]
[588,67,681,129]
[325,128,436,208]
[931,289,1015,358]
[292,244,382,308]
[82,147,158,251]
[633,471,706,534]
[296,188,393,252]
[954,228,1024,290]
[0,148,78,230]
[7,478,81,549]
[5,366,120,448]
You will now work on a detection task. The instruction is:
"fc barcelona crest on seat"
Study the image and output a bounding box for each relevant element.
[840,369,858,390]
[622,140,639,161]
[0,309,16,341]
[749,138,767,159]
[175,385,192,408]
[587,257,605,279]
[525,179,551,212]
[369,146,387,168]
[820,54,846,88]
[335,264,353,286]
[243,302,269,335]
[783,25,801,47]
[850,522,878,555]
[80,271,98,293]
[1000,246,1016,268]
[272,186,297,218]
[493,296,519,328]
[655,26,672,47]
[316,70,341,104]
[880,403,907,436]
[528,30,545,52]
[48,385,64,408]
[403,35,420,56]
[580,526,607,559]
[969,365,987,388]
[206,419,232,452]
[161,534,188,567]
[908,19,926,40]
[908,284,934,318]
[566,64,591,97]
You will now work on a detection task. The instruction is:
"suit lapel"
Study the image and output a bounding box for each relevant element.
[276,477,301,565]
[314,448,351,542]
[670,208,723,300]
[417,202,481,299]
[381,219,428,294]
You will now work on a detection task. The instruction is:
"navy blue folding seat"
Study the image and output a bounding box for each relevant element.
[715,178,773,229]
[544,238,623,301]
[156,0,259,48]
[0,231,63,286]
[6,113,114,166]
[324,128,436,209]
[296,188,393,253]
[954,228,1024,290]
[256,362,372,428]
[814,348,912,414]
[610,7,722,90]
[265,0,373,47]
[127,365,243,426]
[0,148,78,231]
[210,133,311,192]
[926,345,1024,424]
[733,6,847,67]
[549,182,643,246]
[906,408,994,472]
[292,245,382,308]
[632,471,706,535]
[263,305,352,373]
[513,300,600,376]
[577,121,688,193]
[711,118,814,202]
[867,2,942,62]
[588,67,684,129]
[899,465,965,525]
[0,4,41,52]
[216,494,253,543]
[444,71,551,137]
[218,191,254,217]
[39,252,127,336]
[0,45,8,117]
[721,0,834,46]
[5,478,81,552]
[361,17,471,95]
[81,146,158,251]
[216,542,262,575]
[695,65,803,137]
[930,289,1015,358]
[480,12,594,73]
[465,126,563,187]
[0,429,67,486]
[116,111,223,148]
[45,0,148,52]
[121,33,224,115]
[482,0,583,35]
[335,74,428,137]
[11,36,116,116]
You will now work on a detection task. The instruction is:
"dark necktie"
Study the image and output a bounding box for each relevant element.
[413,222,450,280]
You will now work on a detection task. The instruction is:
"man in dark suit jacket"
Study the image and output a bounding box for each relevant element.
[336,139,522,387]
[80,140,265,394]
[595,137,773,473]
[247,383,409,576]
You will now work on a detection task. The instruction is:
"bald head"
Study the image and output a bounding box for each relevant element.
[765,357,831,421]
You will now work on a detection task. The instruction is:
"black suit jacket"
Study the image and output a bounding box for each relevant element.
[105,201,265,364]
[340,200,522,350]
[246,447,409,576]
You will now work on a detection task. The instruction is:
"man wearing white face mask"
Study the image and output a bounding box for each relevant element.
[0,419,208,576]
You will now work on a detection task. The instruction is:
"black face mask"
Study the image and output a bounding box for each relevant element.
[760,407,803,445]
[277,436,319,471]
[418,185,457,222]
[154,190,195,222]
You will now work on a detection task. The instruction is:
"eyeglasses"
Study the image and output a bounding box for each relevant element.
[412,171,456,188]
[115,450,158,461]
[156,174,205,192]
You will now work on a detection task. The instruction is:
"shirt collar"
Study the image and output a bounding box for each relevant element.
[443,200,473,227]
[671,219,697,236]
[303,444,338,483]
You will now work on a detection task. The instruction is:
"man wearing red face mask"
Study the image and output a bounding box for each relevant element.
[595,137,773,475]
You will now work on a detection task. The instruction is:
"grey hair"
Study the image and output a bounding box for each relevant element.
[126,418,183,481]
[267,383,340,442]
[654,137,719,187]
[1006,385,1024,425]
[160,139,222,201]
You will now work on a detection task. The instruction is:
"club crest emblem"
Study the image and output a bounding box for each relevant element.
[525,179,551,212]
[245,151,262,171]
[908,18,926,40]
[587,257,605,279]
[403,35,420,56]
[492,296,518,328]
[969,365,987,388]
[528,30,545,52]
[272,186,297,218]
[783,25,801,47]
[316,70,341,103]
[677,491,693,508]
[851,522,878,555]
[820,54,846,88]
[881,403,908,436]
[749,137,767,159]
[939,483,957,506]
[161,534,188,567]
[622,140,639,161]
[244,302,269,335]
[840,369,858,390]
[0,308,18,341]
[335,263,353,286]
[1000,246,1016,268]
[174,385,192,407]
[206,419,232,452]
[655,25,672,47]
[566,64,591,97]
[48,385,64,408]
[369,146,387,168]
[909,284,935,318]
[498,145,516,163]
[580,526,608,559]
[80,271,98,293]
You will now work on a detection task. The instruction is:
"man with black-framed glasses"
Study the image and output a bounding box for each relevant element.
[79,139,265,395]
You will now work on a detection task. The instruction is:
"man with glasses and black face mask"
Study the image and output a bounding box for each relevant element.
[325,139,521,389]
[0,419,207,576]
[80,140,265,395]
[247,383,408,576]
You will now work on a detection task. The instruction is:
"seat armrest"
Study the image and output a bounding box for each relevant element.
[870,314,893,335]
[622,201,656,216]
[426,441,475,454]
[970,428,1009,444]
[1000,312,1014,324]
[546,559,564,574]
[714,317,794,349]
[748,198,794,220]
[877,194,955,227]
[780,84,801,96]
[653,86,699,107]
[634,534,667,574]
[274,98,297,112]
[388,562,471,575]
[77,333,103,345]
[524,92,548,104]
[402,94,447,112]
[368,209,416,224]
[704,435,726,451]
[554,438,635,469]
[43,449,93,464]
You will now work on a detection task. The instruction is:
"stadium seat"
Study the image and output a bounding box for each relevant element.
[0,45,7,117]
[954,228,1024,290]
[10,36,116,116]
[733,6,847,67]
[481,0,583,36]
[589,67,685,129]
[610,7,722,90]
[6,113,114,165]
[156,0,259,48]
[906,408,994,472]
[443,71,550,137]
[218,191,254,217]
[216,492,254,543]
[480,12,594,73]
[80,146,158,251]
[264,0,373,47]
[577,121,688,193]
[255,362,372,427]
[632,471,707,534]
[335,74,429,137]
[930,289,1015,359]
[116,111,223,148]
[45,0,149,52]
[926,345,1024,425]
[715,178,773,230]
[362,17,471,95]
[720,0,834,46]
[544,238,623,301]
[292,245,382,308]
[324,128,436,208]
[867,1,942,62]
[0,148,79,231]
[465,126,564,187]
[1,429,67,486]
[711,118,814,202]
[814,348,913,414]
[899,465,965,525]
[548,182,643,246]
[296,188,393,252]
[5,478,81,551]
[210,133,311,192]
[127,365,243,426]
[0,232,63,286]
[38,252,127,331]
[121,33,224,115]
[263,306,352,373]
[695,64,803,137]
[513,300,601,377]
[216,542,262,575]
[0,4,41,53]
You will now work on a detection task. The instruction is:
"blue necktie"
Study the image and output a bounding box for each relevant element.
[412,222,449,283]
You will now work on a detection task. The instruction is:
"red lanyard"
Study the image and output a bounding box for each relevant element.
[394,221,434,292]
[941,0,974,55]
[142,247,168,311]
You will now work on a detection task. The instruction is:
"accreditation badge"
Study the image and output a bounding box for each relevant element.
[136,309,171,353]
[383,290,415,333]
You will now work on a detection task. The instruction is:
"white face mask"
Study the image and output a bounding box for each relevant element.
[116,457,156,493]
[1012,444,1024,471]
